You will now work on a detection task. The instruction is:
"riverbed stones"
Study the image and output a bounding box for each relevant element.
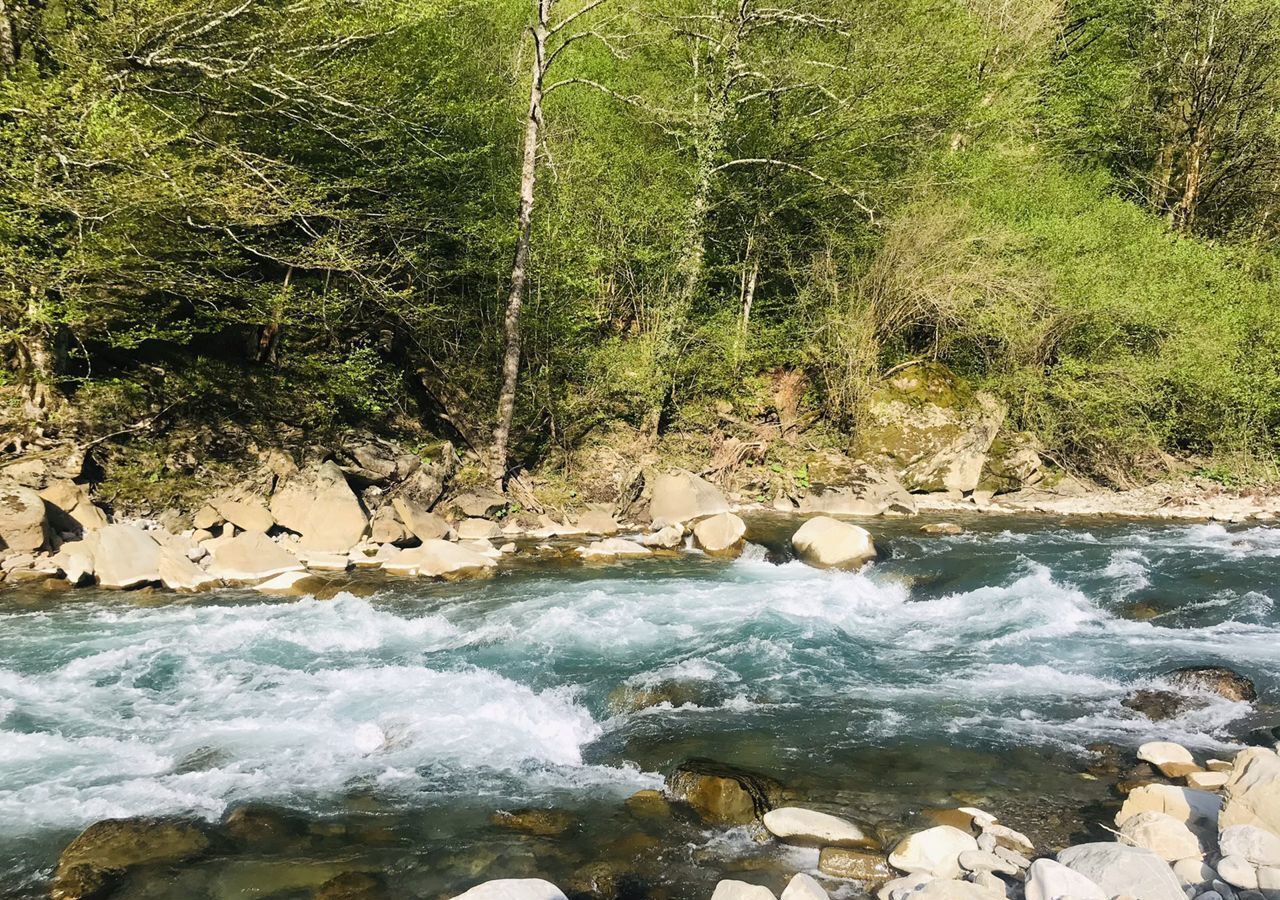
[450,879,568,900]
[491,809,576,837]
[1168,666,1257,703]
[780,873,828,900]
[578,538,653,560]
[762,807,874,848]
[314,871,389,900]
[1139,741,1202,778]
[887,825,979,879]
[211,495,274,533]
[818,847,891,881]
[206,531,304,583]
[52,817,211,900]
[1220,748,1280,834]
[1118,811,1203,861]
[666,759,781,827]
[649,470,729,527]
[693,512,747,558]
[912,881,999,900]
[1057,843,1185,900]
[1024,859,1107,900]
[712,881,776,900]
[270,461,368,552]
[0,480,50,551]
[1116,784,1222,833]
[791,516,877,570]
[389,539,497,579]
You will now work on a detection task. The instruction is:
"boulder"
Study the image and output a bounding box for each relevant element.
[791,517,877,569]
[1221,826,1280,868]
[958,850,1017,875]
[818,847,891,881]
[798,491,887,517]
[270,461,367,552]
[576,509,621,536]
[491,809,576,837]
[388,540,496,580]
[1220,748,1280,834]
[50,542,95,585]
[40,481,107,534]
[1118,811,1203,861]
[1124,688,1198,721]
[88,525,163,588]
[254,571,315,595]
[853,362,1006,495]
[762,807,874,849]
[887,826,979,879]
[920,522,963,535]
[1215,855,1258,890]
[1116,784,1221,836]
[1168,666,1257,703]
[210,496,274,533]
[448,490,506,519]
[693,513,747,559]
[1187,771,1230,790]
[369,506,409,544]
[711,881,776,900]
[157,549,218,592]
[875,875,933,900]
[391,498,450,541]
[1172,858,1216,888]
[666,758,782,827]
[1138,741,1201,778]
[51,817,211,900]
[780,874,827,900]
[206,532,304,583]
[456,518,501,541]
[1024,859,1107,900]
[577,538,653,560]
[978,431,1045,495]
[1057,842,1184,900]
[315,871,388,900]
[648,470,729,526]
[0,480,49,551]
[193,506,223,530]
[450,880,568,900]
[641,525,684,549]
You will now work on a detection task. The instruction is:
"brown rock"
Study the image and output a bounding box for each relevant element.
[1168,666,1256,703]
[51,817,210,900]
[314,872,388,900]
[666,759,782,827]
[0,480,49,551]
[818,847,892,882]
[490,808,576,837]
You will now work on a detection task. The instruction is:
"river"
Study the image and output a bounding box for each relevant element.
[1,516,1277,898]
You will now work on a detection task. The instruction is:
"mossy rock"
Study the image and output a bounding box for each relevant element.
[490,808,577,837]
[52,817,212,900]
[665,759,783,827]
[314,871,389,900]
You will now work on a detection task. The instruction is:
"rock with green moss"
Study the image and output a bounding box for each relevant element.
[51,817,212,900]
[854,363,1007,495]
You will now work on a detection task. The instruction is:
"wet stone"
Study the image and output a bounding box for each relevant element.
[666,759,783,827]
[314,871,390,900]
[491,808,578,837]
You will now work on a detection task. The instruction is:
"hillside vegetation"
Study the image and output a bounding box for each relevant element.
[2,0,1278,497]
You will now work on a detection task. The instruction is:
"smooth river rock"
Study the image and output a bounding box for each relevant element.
[1118,810,1203,861]
[52,817,211,900]
[887,825,978,879]
[389,539,496,579]
[1024,858,1107,900]
[450,880,568,900]
[791,516,877,570]
[577,538,653,560]
[780,873,827,900]
[1221,825,1280,867]
[693,512,747,558]
[1057,842,1185,900]
[711,882,776,900]
[762,807,873,848]
[666,759,781,827]
[1220,747,1280,835]
[1138,740,1201,778]
[211,495,274,533]
[391,498,450,541]
[818,847,891,881]
[1116,783,1222,832]
[648,470,729,526]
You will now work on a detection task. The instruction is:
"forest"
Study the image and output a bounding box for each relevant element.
[2,0,1279,499]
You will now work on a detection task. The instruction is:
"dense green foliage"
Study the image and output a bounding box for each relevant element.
[1,0,1277,486]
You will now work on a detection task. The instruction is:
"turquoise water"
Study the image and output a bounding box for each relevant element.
[1,516,1277,897]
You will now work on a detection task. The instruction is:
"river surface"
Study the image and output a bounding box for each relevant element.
[1,516,1278,898]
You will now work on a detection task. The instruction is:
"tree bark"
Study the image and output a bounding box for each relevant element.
[0,0,16,71]
[490,0,551,488]
[18,292,65,420]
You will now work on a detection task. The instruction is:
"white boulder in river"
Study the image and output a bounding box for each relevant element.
[450,879,568,900]
[693,512,747,558]
[779,874,826,900]
[648,470,729,526]
[1057,842,1184,900]
[791,516,876,569]
[711,881,776,900]
[1024,859,1107,900]
[887,825,978,879]
[762,807,872,848]
[1220,747,1280,834]
[1118,810,1203,861]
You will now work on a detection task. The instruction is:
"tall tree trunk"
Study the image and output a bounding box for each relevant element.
[490,0,550,488]
[0,0,16,71]
[1172,135,1208,234]
[19,292,65,420]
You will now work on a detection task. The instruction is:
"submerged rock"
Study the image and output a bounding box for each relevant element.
[222,805,308,851]
[761,807,874,848]
[791,516,876,570]
[490,808,576,837]
[52,817,211,900]
[314,871,389,900]
[666,758,782,827]
[1123,688,1202,721]
[817,847,891,881]
[624,789,672,820]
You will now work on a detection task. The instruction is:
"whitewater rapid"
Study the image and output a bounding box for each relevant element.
[0,518,1276,845]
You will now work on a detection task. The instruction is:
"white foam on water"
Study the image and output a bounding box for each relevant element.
[1102,549,1151,595]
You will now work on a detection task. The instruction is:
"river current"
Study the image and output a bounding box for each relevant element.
[1,516,1277,897]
